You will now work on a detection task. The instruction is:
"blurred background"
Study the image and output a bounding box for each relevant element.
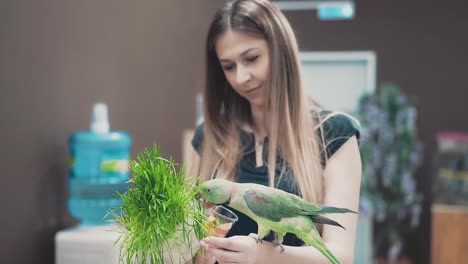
[1,0,467,263]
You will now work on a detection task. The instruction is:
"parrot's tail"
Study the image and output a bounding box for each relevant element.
[299,229,341,264]
[319,205,358,215]
[309,215,345,230]
[315,244,341,264]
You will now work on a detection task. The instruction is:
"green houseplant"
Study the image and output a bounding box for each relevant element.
[109,145,207,264]
[356,83,423,262]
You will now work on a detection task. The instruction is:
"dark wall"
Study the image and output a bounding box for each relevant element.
[283,1,468,263]
[0,1,222,263]
[1,0,467,263]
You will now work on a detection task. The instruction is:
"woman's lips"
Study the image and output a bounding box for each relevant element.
[246,85,262,94]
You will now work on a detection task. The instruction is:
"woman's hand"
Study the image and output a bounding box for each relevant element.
[192,248,217,264]
[200,235,262,264]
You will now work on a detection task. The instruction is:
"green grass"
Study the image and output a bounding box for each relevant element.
[108,145,206,264]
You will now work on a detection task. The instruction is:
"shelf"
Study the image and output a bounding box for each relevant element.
[431,204,468,264]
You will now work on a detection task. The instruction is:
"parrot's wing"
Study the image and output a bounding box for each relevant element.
[243,189,322,222]
[287,191,357,215]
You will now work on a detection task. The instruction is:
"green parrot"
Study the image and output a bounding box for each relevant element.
[199,179,357,264]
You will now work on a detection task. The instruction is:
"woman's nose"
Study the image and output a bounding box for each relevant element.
[236,65,252,85]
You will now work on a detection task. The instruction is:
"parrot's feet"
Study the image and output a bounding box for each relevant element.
[272,240,285,253]
[248,233,263,244]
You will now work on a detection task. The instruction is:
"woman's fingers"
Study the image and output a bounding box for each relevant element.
[200,236,260,264]
[202,236,241,251]
[202,243,240,263]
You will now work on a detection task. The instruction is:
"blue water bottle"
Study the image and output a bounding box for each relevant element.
[68,103,132,225]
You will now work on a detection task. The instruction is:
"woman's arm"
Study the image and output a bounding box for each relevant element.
[201,136,362,264]
[320,135,362,263]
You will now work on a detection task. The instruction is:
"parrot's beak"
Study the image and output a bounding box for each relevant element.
[198,192,215,209]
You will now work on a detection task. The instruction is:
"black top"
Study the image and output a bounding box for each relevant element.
[191,111,360,246]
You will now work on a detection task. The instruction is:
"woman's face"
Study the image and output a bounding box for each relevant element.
[215,30,270,108]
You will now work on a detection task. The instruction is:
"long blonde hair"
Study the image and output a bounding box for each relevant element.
[200,0,325,204]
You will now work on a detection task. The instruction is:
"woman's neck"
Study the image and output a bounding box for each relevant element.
[250,105,266,142]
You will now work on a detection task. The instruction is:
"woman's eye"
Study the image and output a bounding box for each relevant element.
[246,55,259,62]
[222,64,235,71]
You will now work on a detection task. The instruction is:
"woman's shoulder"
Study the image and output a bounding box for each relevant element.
[313,110,361,159]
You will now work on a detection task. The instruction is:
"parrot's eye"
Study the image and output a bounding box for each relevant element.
[207,189,211,193]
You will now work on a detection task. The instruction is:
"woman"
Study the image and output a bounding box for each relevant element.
[190,0,362,263]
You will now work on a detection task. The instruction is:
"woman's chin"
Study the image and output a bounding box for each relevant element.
[247,98,266,109]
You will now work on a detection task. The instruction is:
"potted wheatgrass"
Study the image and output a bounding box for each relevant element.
[109,145,208,264]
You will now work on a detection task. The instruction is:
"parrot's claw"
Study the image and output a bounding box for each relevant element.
[248,233,263,244]
[272,240,285,253]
